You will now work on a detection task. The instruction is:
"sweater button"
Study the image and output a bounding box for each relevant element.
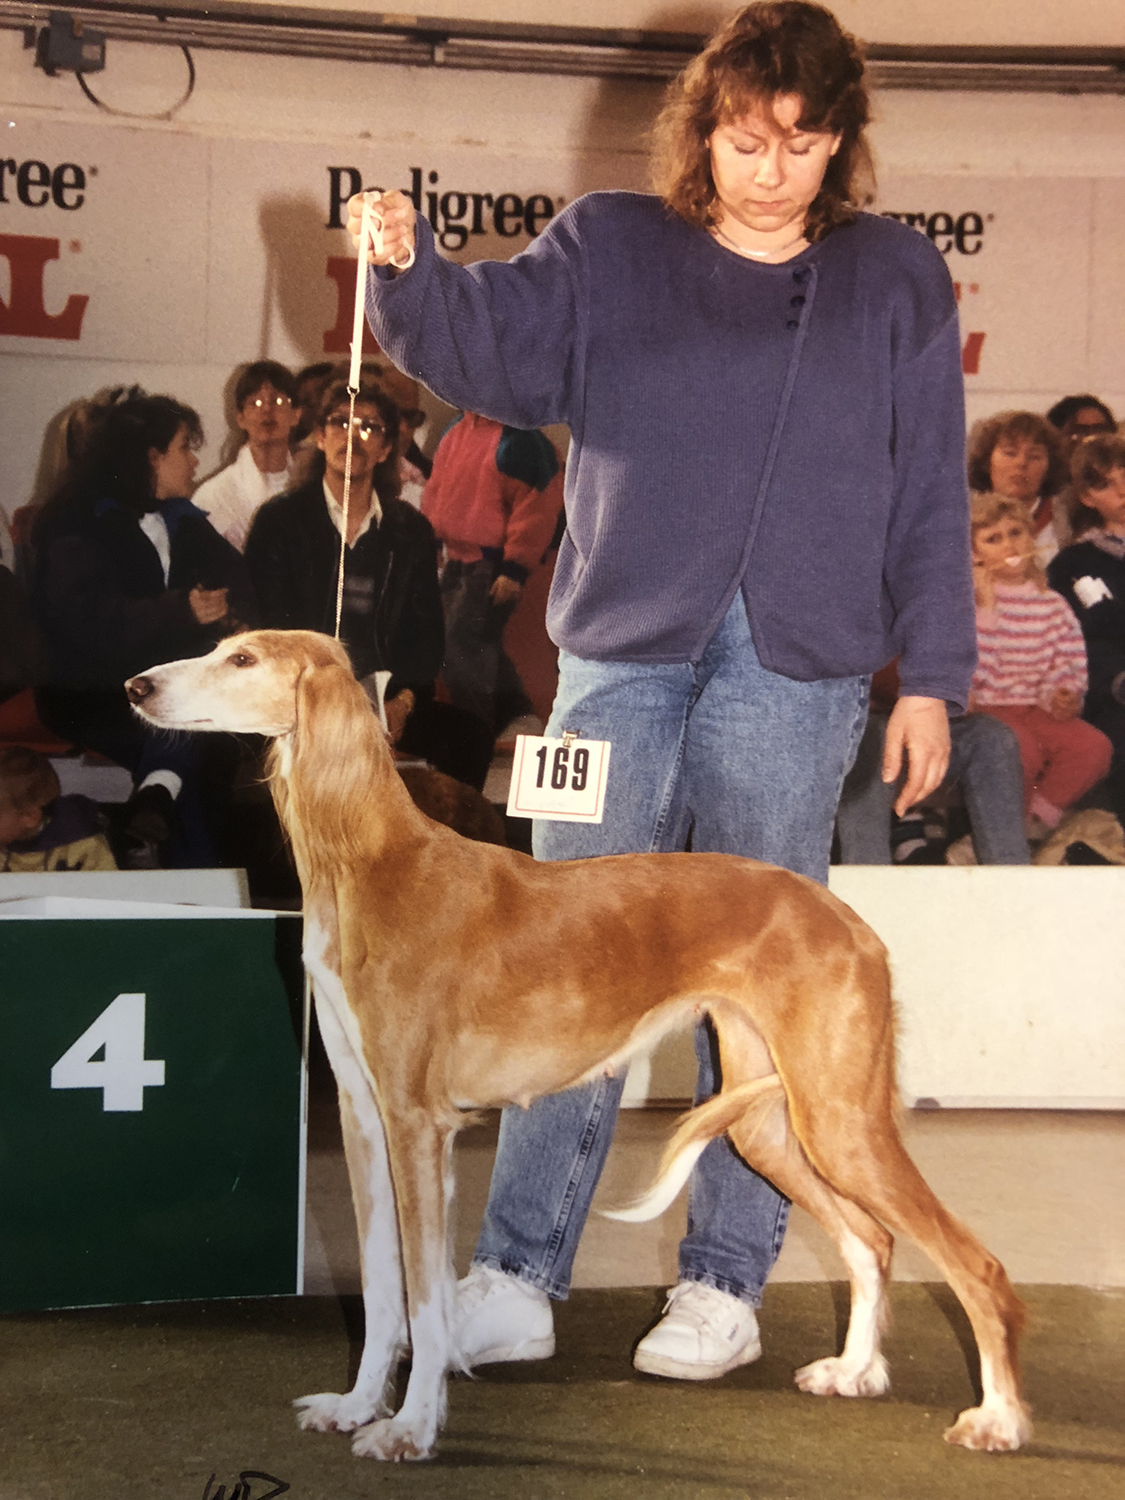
[786,319,800,329]
[792,268,809,283]
[790,295,805,307]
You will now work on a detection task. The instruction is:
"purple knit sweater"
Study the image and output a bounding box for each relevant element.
[368,191,976,708]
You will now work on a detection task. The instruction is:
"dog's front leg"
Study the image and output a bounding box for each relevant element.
[295,991,407,1435]
[351,1109,456,1462]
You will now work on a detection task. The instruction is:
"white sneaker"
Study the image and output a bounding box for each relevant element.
[633,1282,761,1380]
[455,1264,555,1367]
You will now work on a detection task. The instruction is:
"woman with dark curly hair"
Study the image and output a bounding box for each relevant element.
[32,388,252,864]
[349,2,974,1380]
[967,409,1071,563]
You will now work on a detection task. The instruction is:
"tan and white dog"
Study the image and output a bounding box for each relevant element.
[126,629,1031,1462]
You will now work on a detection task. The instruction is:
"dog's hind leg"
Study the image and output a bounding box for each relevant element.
[295,992,407,1436]
[351,1105,457,1462]
[795,1112,1030,1452]
[728,1105,895,1400]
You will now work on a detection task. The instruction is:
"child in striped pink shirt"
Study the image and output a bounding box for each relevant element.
[970,493,1112,835]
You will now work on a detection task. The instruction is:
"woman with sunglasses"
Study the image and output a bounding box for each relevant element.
[244,377,493,788]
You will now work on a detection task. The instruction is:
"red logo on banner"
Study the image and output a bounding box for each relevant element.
[0,234,88,340]
[323,256,380,356]
[962,332,986,376]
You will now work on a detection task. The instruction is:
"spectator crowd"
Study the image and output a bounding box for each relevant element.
[0,359,562,884]
[2,365,1123,881]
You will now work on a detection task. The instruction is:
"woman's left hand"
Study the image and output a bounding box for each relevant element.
[489,575,523,607]
[189,585,229,626]
[1047,685,1081,722]
[882,695,950,816]
[384,688,415,744]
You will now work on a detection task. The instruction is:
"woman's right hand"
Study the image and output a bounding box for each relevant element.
[347,190,416,268]
[189,585,229,626]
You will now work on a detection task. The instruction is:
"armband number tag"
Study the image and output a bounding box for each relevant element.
[506,734,611,823]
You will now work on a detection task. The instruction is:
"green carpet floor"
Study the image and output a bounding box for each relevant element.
[2,1285,1121,1500]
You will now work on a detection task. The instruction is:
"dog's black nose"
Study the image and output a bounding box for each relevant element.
[125,675,154,705]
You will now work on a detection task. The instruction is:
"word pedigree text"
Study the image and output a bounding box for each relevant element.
[327,165,559,251]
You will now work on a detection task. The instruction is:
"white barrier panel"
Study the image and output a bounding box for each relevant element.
[622,868,1125,1110]
[0,868,250,907]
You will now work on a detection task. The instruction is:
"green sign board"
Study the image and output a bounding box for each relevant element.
[0,915,305,1312]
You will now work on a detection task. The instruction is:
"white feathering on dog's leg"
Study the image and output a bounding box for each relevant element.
[603,1137,709,1224]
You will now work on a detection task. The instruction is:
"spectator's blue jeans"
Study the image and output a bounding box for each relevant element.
[473,596,870,1305]
[836,710,1030,864]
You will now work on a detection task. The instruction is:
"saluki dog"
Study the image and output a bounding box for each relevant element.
[127,630,1031,1462]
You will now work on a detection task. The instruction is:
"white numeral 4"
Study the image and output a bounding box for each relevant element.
[50,993,166,1112]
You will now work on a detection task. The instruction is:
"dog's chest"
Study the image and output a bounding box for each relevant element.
[303,916,374,1077]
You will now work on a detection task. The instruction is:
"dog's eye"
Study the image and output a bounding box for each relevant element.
[228,652,257,668]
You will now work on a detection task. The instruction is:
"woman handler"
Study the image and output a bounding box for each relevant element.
[352,1,974,1379]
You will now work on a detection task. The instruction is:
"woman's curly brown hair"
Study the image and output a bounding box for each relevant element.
[652,2,874,242]
[966,411,1069,500]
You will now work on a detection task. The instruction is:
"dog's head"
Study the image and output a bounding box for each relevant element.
[126,629,354,738]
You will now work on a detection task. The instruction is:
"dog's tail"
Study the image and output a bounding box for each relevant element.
[603,1073,784,1224]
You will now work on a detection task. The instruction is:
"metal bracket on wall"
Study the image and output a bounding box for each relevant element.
[2,0,1125,92]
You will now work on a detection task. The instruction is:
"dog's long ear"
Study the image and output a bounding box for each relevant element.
[285,659,394,871]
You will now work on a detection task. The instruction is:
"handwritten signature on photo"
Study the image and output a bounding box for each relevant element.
[201,1471,289,1500]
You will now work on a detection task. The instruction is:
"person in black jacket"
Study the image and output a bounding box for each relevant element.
[31,388,253,864]
[1048,433,1125,827]
[245,378,492,788]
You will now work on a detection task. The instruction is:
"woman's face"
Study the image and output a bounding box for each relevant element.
[237,381,299,448]
[973,516,1034,582]
[988,434,1050,504]
[149,423,199,500]
[708,94,840,242]
[1080,465,1125,534]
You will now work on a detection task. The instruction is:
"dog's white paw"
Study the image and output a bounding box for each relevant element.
[294,1390,389,1434]
[944,1399,1032,1452]
[794,1353,890,1398]
[351,1416,436,1462]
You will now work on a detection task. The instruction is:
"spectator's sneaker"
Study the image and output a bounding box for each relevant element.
[633,1282,761,1380]
[119,783,178,869]
[1063,840,1113,865]
[892,807,947,864]
[455,1264,555,1367]
[122,783,177,843]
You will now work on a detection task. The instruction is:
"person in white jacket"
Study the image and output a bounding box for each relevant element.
[194,360,299,552]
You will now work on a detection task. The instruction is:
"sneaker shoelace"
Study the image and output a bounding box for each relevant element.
[662,1283,731,1333]
[459,1266,500,1310]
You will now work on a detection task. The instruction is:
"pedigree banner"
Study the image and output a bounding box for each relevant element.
[0,126,572,369]
[878,175,1123,409]
[2,118,1123,518]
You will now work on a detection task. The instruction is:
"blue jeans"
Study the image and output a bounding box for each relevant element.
[440,557,527,730]
[474,596,870,1305]
[836,710,1030,864]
